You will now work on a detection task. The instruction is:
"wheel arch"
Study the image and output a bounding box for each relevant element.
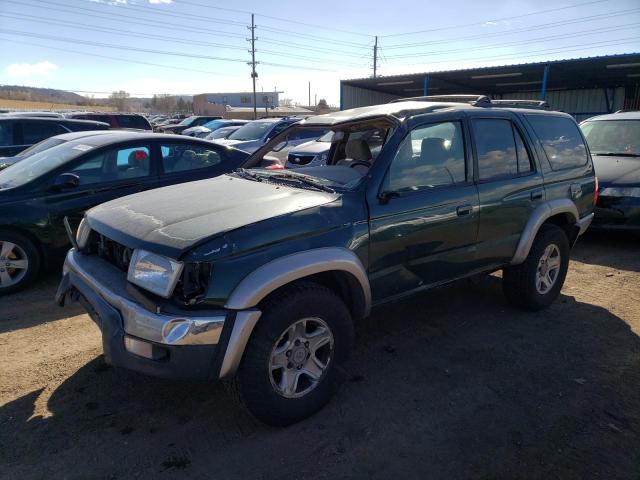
[511,199,579,265]
[225,247,371,320]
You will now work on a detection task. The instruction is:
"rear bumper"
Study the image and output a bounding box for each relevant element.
[56,249,259,379]
[576,212,595,236]
[591,198,640,231]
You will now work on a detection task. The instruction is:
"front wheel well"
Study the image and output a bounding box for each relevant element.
[258,270,368,321]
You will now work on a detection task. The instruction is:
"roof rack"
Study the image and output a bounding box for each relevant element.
[391,94,491,106]
[490,100,550,110]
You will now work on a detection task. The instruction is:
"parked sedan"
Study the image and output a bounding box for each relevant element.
[66,113,152,131]
[213,117,304,153]
[0,132,249,293]
[0,130,116,171]
[204,125,242,140]
[0,117,110,157]
[581,111,640,231]
[155,116,222,135]
[182,119,248,138]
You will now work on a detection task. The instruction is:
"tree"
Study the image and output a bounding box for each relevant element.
[109,90,130,112]
[177,97,186,113]
[317,98,328,108]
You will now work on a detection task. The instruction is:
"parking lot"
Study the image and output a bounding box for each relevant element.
[0,230,637,479]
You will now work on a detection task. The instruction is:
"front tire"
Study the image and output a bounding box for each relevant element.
[503,224,570,311]
[0,232,41,295]
[237,281,354,426]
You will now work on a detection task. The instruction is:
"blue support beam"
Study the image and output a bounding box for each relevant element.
[339,81,344,111]
[423,75,429,96]
[540,65,550,101]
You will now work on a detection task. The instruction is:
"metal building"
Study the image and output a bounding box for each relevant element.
[340,53,640,121]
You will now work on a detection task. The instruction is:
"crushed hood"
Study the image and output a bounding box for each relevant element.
[86,175,338,258]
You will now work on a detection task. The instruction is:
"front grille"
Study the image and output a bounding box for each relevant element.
[86,232,133,273]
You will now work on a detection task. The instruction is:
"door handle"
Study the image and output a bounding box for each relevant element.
[530,190,544,201]
[456,205,473,216]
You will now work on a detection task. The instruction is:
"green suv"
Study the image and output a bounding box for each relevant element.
[56,96,595,425]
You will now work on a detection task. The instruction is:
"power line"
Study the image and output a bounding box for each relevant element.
[256,36,369,57]
[383,23,640,59]
[396,37,640,67]
[384,7,640,49]
[0,29,250,63]
[258,25,372,49]
[0,37,227,75]
[62,0,248,28]
[174,0,373,37]
[380,0,610,37]
[21,0,247,39]
[0,12,248,51]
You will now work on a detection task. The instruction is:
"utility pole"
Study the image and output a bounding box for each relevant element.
[308,81,311,107]
[373,35,378,78]
[248,14,258,120]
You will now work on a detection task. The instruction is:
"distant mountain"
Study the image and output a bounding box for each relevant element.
[0,85,88,104]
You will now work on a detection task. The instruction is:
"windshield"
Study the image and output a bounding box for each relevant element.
[252,122,395,191]
[0,140,87,189]
[208,127,236,139]
[179,116,197,127]
[581,120,640,155]
[228,121,274,141]
[16,137,67,157]
[202,119,227,130]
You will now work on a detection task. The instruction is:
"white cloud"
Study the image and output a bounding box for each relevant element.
[6,61,58,77]
[148,0,172,3]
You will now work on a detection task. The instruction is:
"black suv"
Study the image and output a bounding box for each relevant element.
[57,96,595,425]
[0,117,110,157]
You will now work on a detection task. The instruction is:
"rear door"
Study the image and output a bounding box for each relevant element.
[469,111,545,267]
[155,141,244,186]
[368,115,480,301]
[44,141,156,250]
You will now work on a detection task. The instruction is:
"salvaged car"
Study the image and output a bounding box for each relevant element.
[56,95,595,425]
[580,111,640,231]
[0,132,249,294]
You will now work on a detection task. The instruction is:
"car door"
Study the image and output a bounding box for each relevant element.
[154,141,244,187]
[468,112,545,267]
[44,141,156,251]
[368,116,480,302]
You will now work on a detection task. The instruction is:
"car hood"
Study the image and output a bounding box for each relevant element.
[182,126,209,134]
[86,175,338,258]
[593,155,640,186]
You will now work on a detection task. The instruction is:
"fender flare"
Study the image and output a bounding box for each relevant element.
[511,199,579,265]
[225,247,372,317]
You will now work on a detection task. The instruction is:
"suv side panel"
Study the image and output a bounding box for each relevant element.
[467,110,546,266]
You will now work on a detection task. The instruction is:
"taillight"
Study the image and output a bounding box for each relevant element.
[593,176,599,206]
[265,164,285,170]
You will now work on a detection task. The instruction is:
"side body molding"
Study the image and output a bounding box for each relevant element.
[225,247,372,317]
[511,199,579,265]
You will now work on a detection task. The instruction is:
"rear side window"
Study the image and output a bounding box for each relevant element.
[21,121,60,144]
[526,115,588,170]
[116,115,151,130]
[161,143,224,173]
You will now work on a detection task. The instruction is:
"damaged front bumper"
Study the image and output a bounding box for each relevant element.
[56,249,260,380]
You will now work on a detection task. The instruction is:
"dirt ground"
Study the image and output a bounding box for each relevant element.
[1,231,638,480]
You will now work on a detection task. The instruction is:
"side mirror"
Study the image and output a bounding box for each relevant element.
[51,173,80,191]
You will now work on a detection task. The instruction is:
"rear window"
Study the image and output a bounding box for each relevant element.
[21,120,61,144]
[0,122,14,146]
[526,115,588,170]
[115,115,151,130]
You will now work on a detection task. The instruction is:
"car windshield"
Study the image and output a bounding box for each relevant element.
[228,121,274,141]
[250,123,395,191]
[179,116,197,127]
[208,127,236,139]
[202,119,227,130]
[580,120,640,156]
[16,137,67,157]
[0,141,87,189]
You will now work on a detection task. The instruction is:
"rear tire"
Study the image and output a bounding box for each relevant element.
[237,281,353,426]
[503,224,570,311]
[0,232,41,295]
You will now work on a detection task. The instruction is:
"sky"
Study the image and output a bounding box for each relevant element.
[0,0,639,105]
